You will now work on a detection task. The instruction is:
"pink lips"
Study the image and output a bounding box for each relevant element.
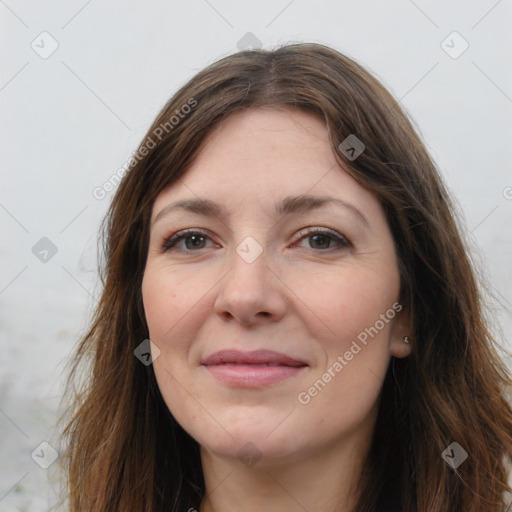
[201,349,308,387]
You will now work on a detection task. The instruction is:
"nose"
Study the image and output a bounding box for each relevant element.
[213,240,287,326]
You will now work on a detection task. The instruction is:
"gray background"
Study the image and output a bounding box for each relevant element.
[1,1,511,510]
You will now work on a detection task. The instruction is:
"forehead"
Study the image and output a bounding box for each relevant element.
[152,108,379,217]
[194,107,332,170]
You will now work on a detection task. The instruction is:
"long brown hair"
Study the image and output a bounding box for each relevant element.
[56,42,512,511]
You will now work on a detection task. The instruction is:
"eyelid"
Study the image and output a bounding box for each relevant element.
[160,226,351,253]
[292,226,351,249]
[160,228,215,253]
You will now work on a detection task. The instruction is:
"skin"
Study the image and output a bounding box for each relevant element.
[142,108,412,512]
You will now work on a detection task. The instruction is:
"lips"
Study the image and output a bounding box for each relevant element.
[201,349,308,387]
[202,349,307,367]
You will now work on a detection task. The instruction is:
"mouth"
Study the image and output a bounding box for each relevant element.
[201,349,308,387]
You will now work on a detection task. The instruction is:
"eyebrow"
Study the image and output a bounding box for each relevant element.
[152,195,370,228]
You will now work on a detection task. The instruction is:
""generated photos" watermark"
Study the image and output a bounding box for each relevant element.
[298,302,403,405]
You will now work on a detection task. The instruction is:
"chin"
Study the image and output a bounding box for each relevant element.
[192,413,307,466]
[202,436,302,467]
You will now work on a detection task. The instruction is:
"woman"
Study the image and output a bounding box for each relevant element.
[57,43,512,511]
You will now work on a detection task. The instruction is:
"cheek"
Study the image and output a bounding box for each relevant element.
[290,265,399,351]
[142,266,212,426]
[142,266,206,344]
[289,268,397,420]
[142,264,222,396]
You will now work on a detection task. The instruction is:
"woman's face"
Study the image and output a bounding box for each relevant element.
[142,108,411,466]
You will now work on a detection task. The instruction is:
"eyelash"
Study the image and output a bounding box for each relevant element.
[160,227,351,253]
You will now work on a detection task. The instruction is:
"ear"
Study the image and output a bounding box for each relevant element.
[389,305,413,359]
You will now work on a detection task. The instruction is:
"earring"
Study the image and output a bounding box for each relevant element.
[403,336,411,344]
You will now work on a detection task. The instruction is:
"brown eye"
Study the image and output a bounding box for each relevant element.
[162,229,214,252]
[295,228,350,251]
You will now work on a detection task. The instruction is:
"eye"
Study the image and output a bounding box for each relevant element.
[161,229,216,253]
[160,227,351,254]
[293,227,351,251]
